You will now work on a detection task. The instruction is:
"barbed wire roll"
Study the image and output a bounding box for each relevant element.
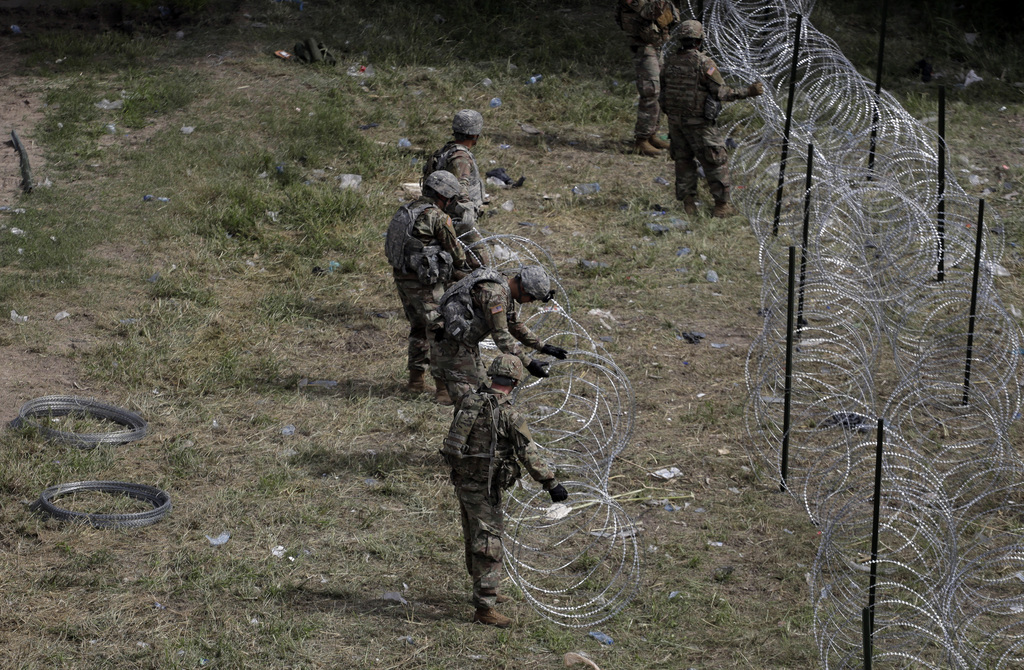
[9,396,148,448]
[503,481,642,628]
[29,480,171,528]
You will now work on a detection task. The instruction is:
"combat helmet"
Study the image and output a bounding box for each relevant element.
[518,265,552,302]
[452,109,484,136]
[423,170,461,199]
[488,354,524,384]
[678,19,703,40]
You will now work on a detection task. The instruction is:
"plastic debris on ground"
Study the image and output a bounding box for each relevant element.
[564,652,604,670]
[347,64,375,77]
[985,261,1011,277]
[281,425,296,436]
[363,477,379,486]
[676,247,691,256]
[54,311,71,321]
[650,466,683,481]
[962,69,983,87]
[180,126,195,135]
[397,138,412,148]
[654,176,670,185]
[588,631,614,645]
[710,343,728,349]
[10,310,27,324]
[586,308,616,330]
[481,78,492,87]
[818,412,872,433]
[708,541,724,547]
[272,545,286,558]
[571,183,600,195]
[545,503,572,521]
[299,378,339,388]
[206,532,230,546]
[706,270,719,283]
[95,99,124,110]
[579,259,610,270]
[489,98,502,108]
[398,636,415,645]
[10,227,25,235]
[336,174,362,190]
[678,331,706,344]
[527,74,542,84]
[501,200,514,211]
[519,122,541,135]
[382,591,409,605]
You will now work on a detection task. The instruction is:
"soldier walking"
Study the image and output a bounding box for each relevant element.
[615,0,680,157]
[440,354,569,627]
[385,170,471,405]
[432,265,568,407]
[424,110,491,267]
[660,19,764,217]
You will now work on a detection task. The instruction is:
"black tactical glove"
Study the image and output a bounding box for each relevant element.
[548,484,568,503]
[540,344,568,360]
[526,359,550,378]
[746,81,764,98]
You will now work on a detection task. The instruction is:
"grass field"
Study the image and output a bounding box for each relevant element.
[0,1,1022,668]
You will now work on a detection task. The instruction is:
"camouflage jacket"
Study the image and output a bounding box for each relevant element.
[661,47,748,124]
[392,197,469,280]
[468,277,544,367]
[443,386,557,493]
[427,142,486,218]
[616,0,679,47]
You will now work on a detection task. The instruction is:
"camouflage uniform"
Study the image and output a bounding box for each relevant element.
[391,198,468,380]
[660,44,751,207]
[434,272,544,406]
[441,386,559,610]
[616,0,679,141]
[426,142,491,268]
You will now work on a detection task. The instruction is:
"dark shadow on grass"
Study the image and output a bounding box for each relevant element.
[284,586,454,623]
[487,131,633,157]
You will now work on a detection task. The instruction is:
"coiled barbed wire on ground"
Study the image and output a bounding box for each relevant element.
[458,233,642,626]
[9,396,148,448]
[30,480,172,528]
[689,0,1024,666]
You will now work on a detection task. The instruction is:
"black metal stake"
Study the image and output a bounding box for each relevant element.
[863,606,873,670]
[796,143,813,334]
[867,0,889,175]
[937,85,947,282]
[963,199,985,405]
[772,13,803,237]
[867,418,885,637]
[780,246,797,491]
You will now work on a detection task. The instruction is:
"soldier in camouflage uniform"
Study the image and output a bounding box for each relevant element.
[615,0,680,157]
[432,265,568,408]
[660,19,764,218]
[424,110,491,268]
[440,354,569,627]
[386,171,471,405]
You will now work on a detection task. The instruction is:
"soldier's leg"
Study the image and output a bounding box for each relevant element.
[435,339,486,408]
[457,488,505,610]
[395,279,430,375]
[697,126,732,206]
[632,45,662,142]
[671,124,699,214]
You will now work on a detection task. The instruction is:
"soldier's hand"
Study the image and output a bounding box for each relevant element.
[540,344,568,360]
[526,359,550,378]
[548,484,569,503]
[746,81,764,98]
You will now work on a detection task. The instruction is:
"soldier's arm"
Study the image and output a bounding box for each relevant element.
[446,153,479,216]
[477,285,532,366]
[507,303,544,352]
[703,56,748,103]
[504,409,557,487]
[428,209,469,271]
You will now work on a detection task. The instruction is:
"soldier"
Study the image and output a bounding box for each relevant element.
[440,354,569,627]
[433,265,568,407]
[385,170,471,405]
[660,19,764,218]
[615,0,680,157]
[424,110,491,268]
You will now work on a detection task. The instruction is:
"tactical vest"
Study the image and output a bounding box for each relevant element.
[615,0,675,47]
[441,391,522,492]
[662,48,710,122]
[424,142,484,208]
[438,268,506,344]
[384,203,454,285]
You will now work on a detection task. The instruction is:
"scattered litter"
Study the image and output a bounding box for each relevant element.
[676,247,691,257]
[272,545,286,557]
[564,652,603,669]
[10,227,25,236]
[708,541,724,547]
[397,138,412,148]
[714,566,735,582]
[545,503,572,521]
[783,528,794,535]
[571,183,600,195]
[358,123,379,130]
[519,122,542,135]
[484,167,524,188]
[579,259,610,270]
[678,331,706,344]
[498,143,511,149]
[10,310,28,324]
[364,477,379,486]
[717,448,730,455]
[710,343,728,349]
[985,261,1011,277]
[654,176,670,185]
[137,642,149,649]
[501,200,514,211]
[818,412,872,433]
[486,176,507,188]
[527,74,543,84]
[336,174,362,190]
[697,393,706,398]
[962,69,983,88]
[1010,305,1021,319]
[588,631,614,645]
[706,270,719,283]
[155,602,166,610]
[490,98,502,108]
[664,503,683,511]
[95,99,124,110]
[299,378,339,388]
[668,591,682,599]
[599,336,613,342]
[206,532,230,546]
[180,126,195,135]
[346,64,375,77]
[382,591,409,605]
[105,124,117,134]
[650,466,683,481]
[54,311,71,321]
[398,635,415,645]
[281,425,296,436]
[11,25,21,34]
[964,32,979,45]
[481,78,492,87]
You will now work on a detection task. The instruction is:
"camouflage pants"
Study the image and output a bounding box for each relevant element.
[668,119,732,204]
[393,277,443,378]
[433,337,487,408]
[632,44,663,139]
[455,485,504,609]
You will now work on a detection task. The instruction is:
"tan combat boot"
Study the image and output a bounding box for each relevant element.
[473,607,512,628]
[681,196,698,216]
[633,137,663,157]
[712,201,736,218]
[495,592,511,604]
[407,370,427,392]
[434,380,453,406]
[648,134,670,150]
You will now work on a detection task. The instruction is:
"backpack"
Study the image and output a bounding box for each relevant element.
[384,203,454,285]
[422,142,460,184]
[437,268,506,343]
[293,37,337,66]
